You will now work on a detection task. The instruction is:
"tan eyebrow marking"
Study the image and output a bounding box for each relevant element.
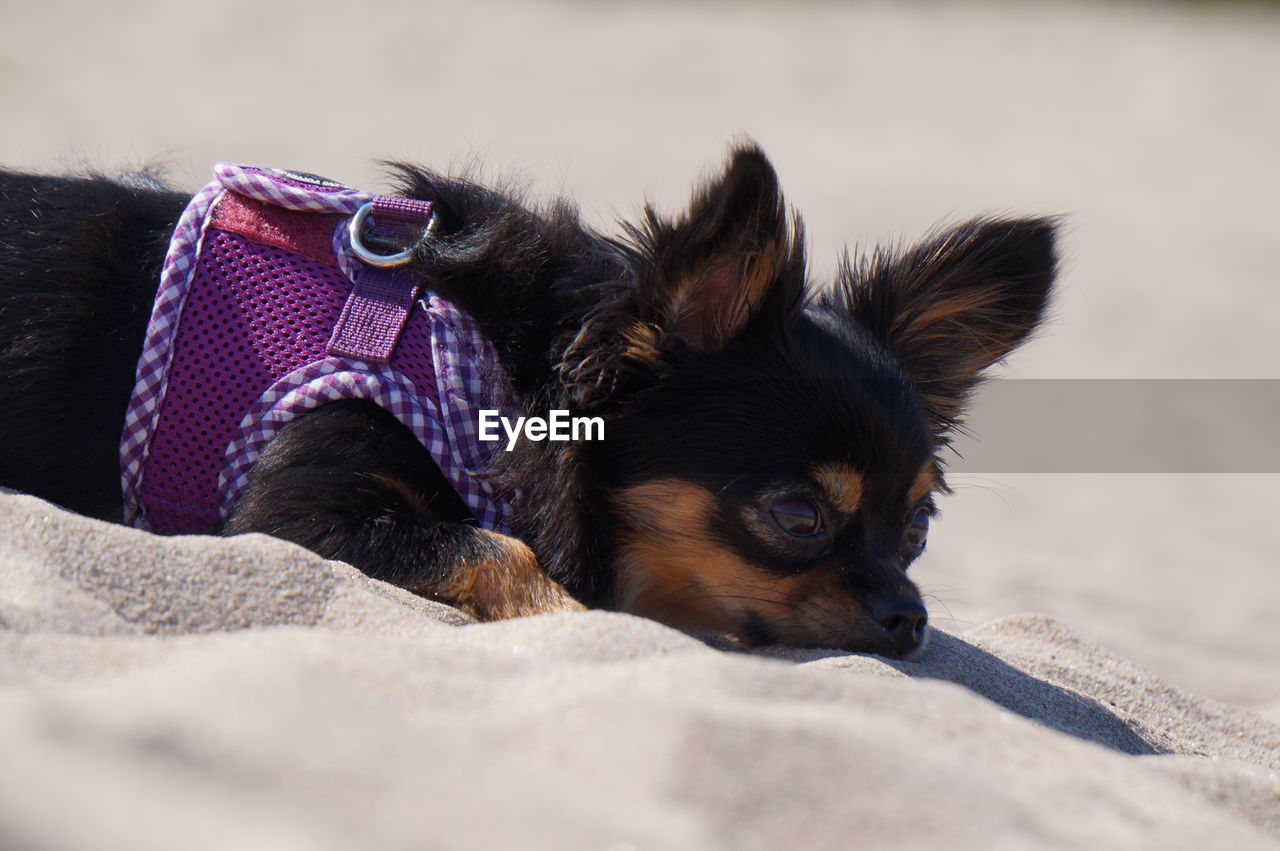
[812,462,864,515]
[909,463,940,505]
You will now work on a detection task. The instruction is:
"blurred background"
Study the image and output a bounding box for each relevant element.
[2,0,1277,713]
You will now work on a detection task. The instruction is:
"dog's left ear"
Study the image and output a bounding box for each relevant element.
[561,145,805,406]
[838,217,1058,433]
[628,144,806,354]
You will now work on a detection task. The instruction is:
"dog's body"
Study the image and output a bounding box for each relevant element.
[0,147,1057,657]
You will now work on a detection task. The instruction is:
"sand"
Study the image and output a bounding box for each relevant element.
[2,491,1278,850]
[2,0,1279,846]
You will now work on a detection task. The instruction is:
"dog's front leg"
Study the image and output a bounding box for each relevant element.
[406,525,587,621]
[221,400,583,621]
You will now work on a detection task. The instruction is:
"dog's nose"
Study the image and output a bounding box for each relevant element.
[870,595,928,655]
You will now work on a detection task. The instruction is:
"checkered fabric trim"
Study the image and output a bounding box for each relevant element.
[332,215,361,283]
[216,296,514,534]
[119,179,226,527]
[121,163,515,533]
[213,164,372,214]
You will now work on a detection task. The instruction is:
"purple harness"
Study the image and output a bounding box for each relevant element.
[119,164,515,535]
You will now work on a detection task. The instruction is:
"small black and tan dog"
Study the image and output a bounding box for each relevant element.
[0,145,1056,658]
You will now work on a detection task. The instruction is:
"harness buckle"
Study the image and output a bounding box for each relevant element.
[348,200,438,268]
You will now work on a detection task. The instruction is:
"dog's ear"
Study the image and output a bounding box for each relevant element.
[838,217,1058,434]
[560,145,805,407]
[627,144,806,354]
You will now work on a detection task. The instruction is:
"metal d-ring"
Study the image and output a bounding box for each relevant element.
[348,201,435,268]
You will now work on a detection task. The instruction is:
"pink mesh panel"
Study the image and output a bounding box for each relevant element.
[393,308,444,409]
[141,229,350,534]
[141,224,450,534]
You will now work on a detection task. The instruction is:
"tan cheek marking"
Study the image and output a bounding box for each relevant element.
[762,569,874,647]
[612,480,783,631]
[812,462,864,515]
[612,479,860,638]
[428,530,584,621]
[615,539,755,635]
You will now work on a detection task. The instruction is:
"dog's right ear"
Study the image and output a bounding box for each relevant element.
[561,145,806,406]
[629,144,806,355]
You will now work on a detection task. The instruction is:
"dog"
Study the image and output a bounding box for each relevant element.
[0,145,1056,658]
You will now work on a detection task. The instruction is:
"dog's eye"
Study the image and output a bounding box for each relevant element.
[904,508,930,553]
[769,500,822,537]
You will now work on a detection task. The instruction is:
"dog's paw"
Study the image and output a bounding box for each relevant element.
[436,530,586,621]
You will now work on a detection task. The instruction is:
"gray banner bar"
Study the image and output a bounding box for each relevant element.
[948,380,1280,473]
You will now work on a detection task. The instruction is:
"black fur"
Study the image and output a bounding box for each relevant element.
[0,171,186,518]
[0,145,1058,656]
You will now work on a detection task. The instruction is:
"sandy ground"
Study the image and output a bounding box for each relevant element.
[3,491,1279,849]
[2,0,1279,846]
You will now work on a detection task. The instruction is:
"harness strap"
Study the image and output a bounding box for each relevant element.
[327,197,434,363]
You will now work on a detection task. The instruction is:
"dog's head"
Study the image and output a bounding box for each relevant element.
[575,146,1056,657]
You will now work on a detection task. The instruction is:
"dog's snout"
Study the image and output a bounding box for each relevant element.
[870,595,928,655]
